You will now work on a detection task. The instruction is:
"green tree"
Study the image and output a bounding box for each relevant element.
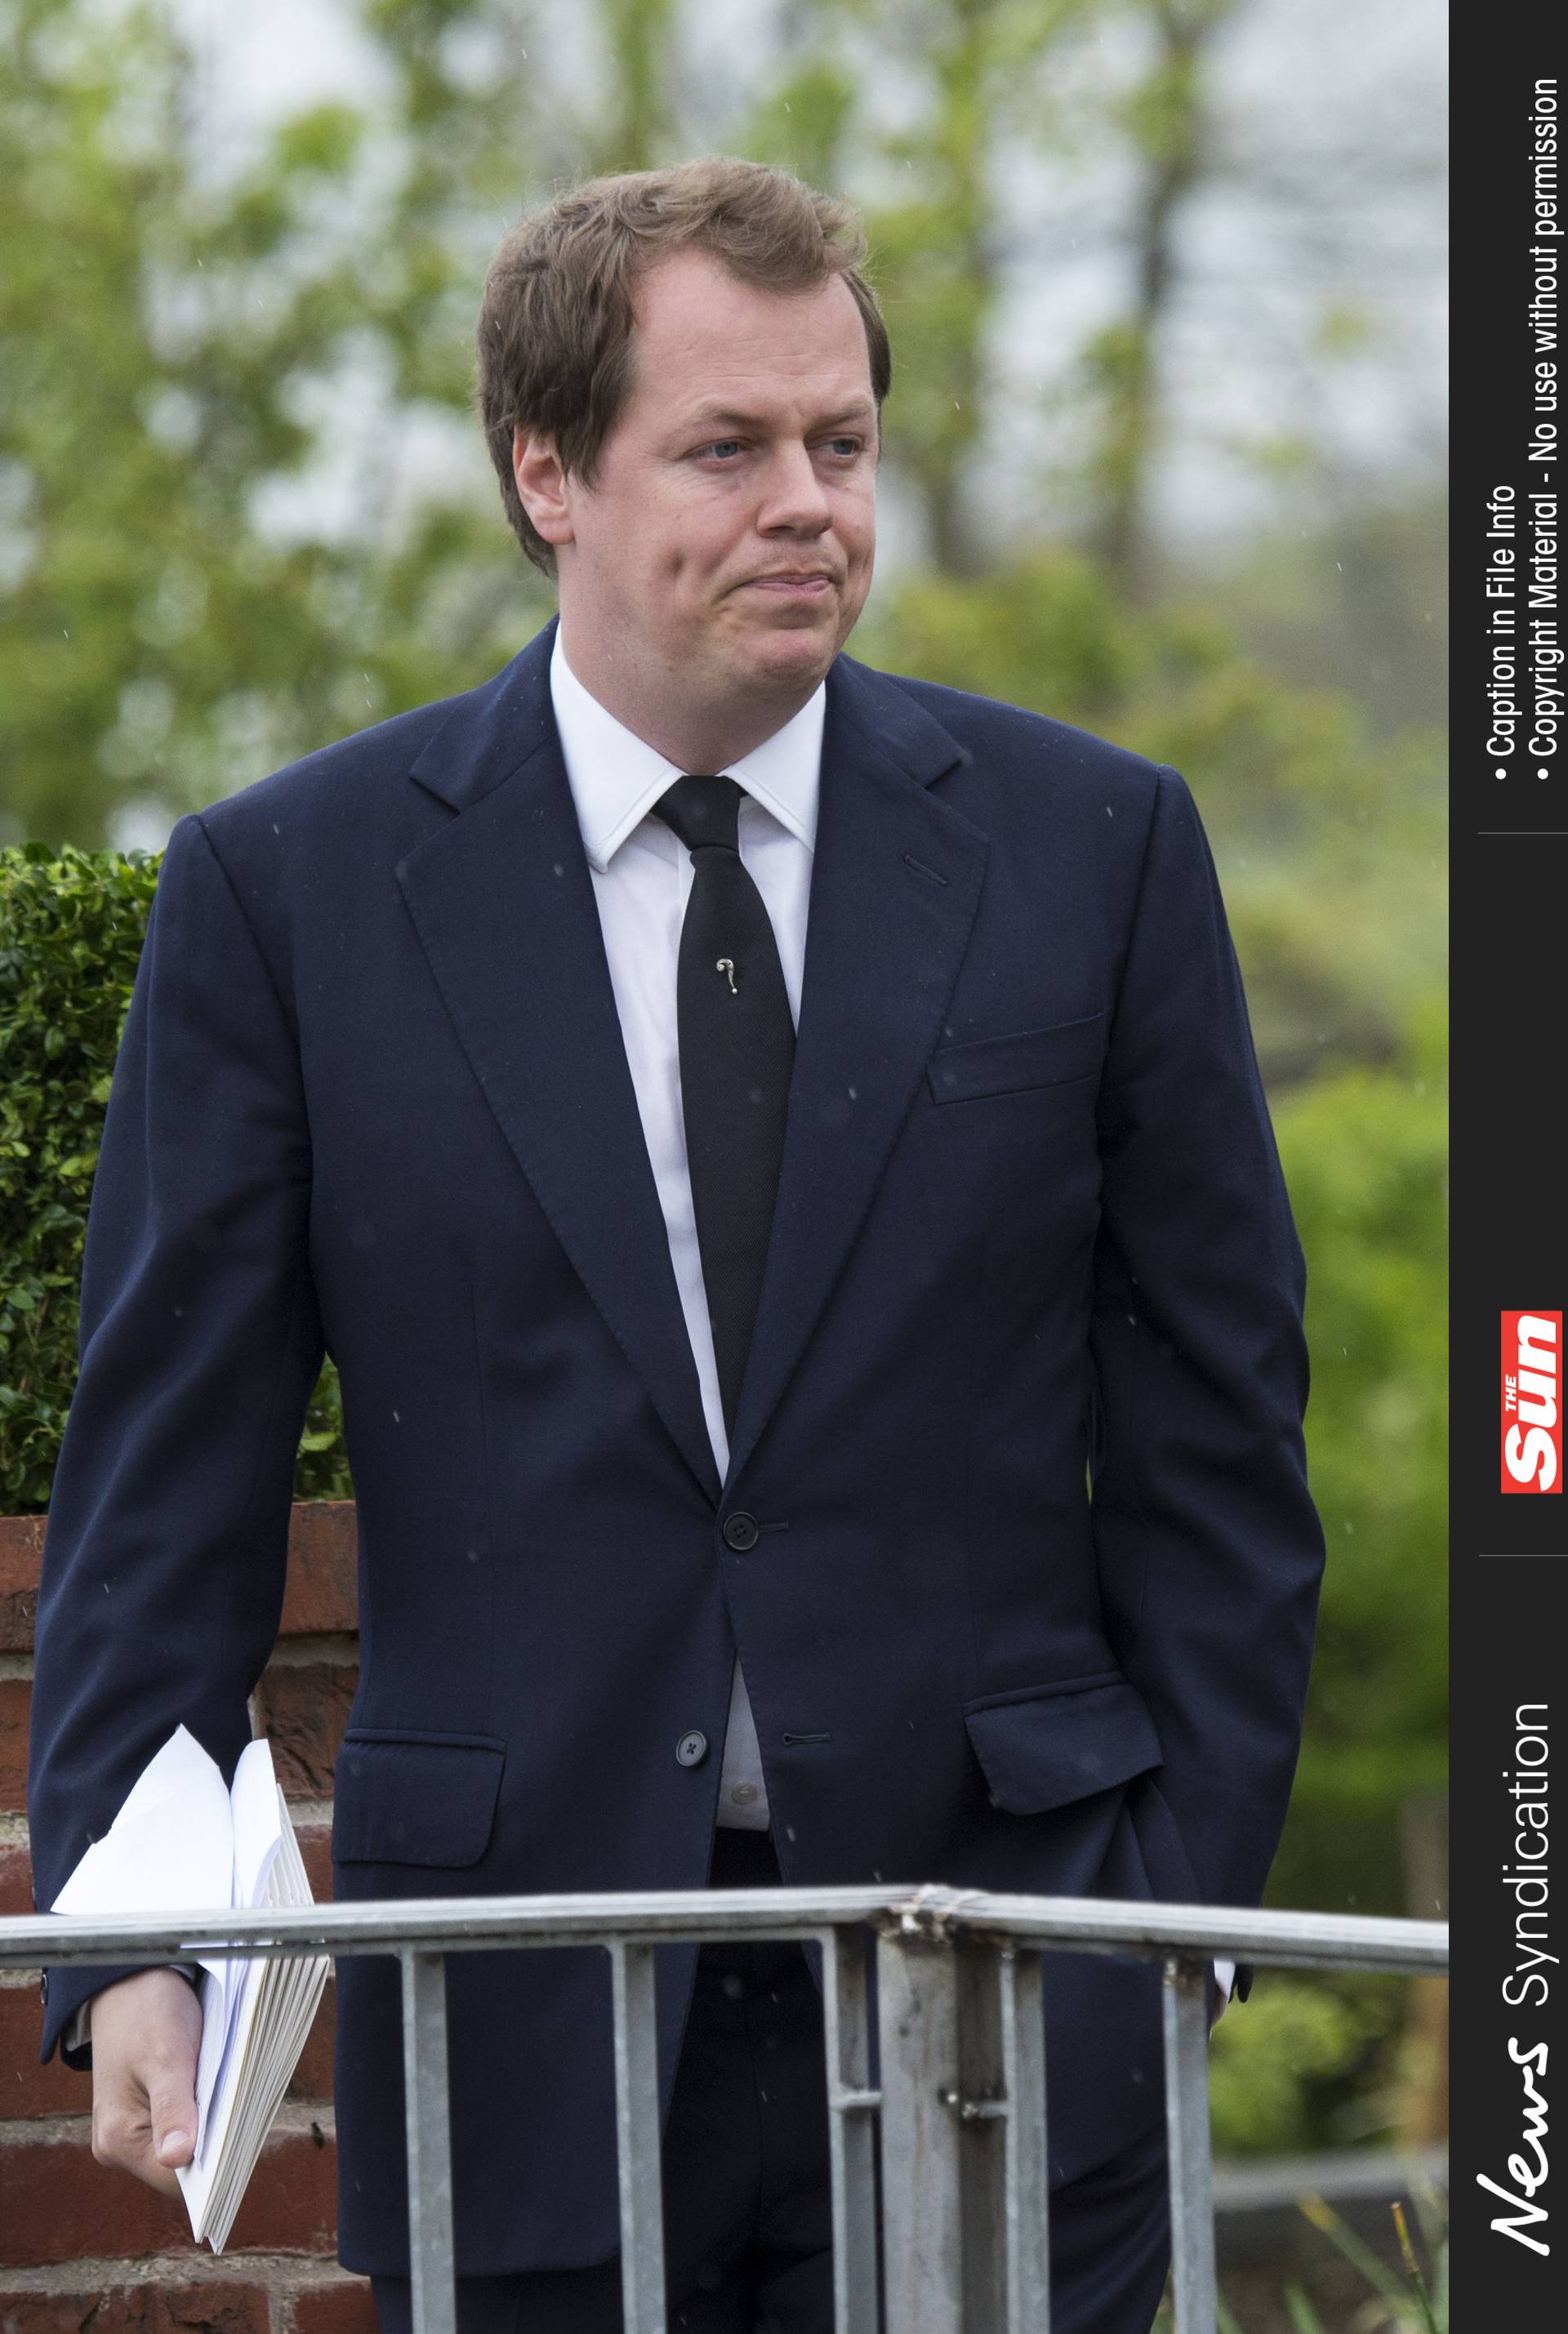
[1085,0,1245,584]
[0,0,546,849]
[741,0,1098,577]
[1269,999,1447,1918]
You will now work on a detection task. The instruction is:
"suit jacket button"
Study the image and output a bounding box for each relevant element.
[721,1512,760,1552]
[676,1730,709,1767]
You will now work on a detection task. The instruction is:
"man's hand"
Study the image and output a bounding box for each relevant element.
[89,1967,203,2197]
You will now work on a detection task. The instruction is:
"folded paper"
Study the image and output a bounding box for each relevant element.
[52,1724,330,2250]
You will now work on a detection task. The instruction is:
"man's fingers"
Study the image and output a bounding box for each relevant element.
[91,2101,185,2196]
[149,2067,198,2168]
[141,2007,200,2185]
[88,1967,203,2197]
[91,2047,196,2194]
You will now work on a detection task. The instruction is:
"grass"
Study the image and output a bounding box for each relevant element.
[1151,2177,1447,2333]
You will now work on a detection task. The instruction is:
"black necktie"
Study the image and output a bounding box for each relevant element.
[652,773,796,1441]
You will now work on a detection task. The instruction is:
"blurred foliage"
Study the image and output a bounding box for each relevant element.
[1209,1973,1406,2158]
[0,0,1446,2162]
[1187,494,1449,747]
[1287,2189,1447,2334]
[0,0,548,847]
[0,840,348,1506]
[0,841,156,1505]
[1270,1007,1447,1912]
[1166,2185,1449,2334]
[294,1364,354,1502]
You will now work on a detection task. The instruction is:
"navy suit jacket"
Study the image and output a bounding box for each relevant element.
[29,614,1324,2273]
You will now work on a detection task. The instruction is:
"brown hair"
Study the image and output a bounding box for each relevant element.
[475,157,891,577]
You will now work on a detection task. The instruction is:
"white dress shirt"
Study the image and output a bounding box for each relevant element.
[549,625,822,1829]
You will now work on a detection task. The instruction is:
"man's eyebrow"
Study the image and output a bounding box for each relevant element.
[677,399,878,432]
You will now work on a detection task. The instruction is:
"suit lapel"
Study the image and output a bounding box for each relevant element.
[396,623,991,1509]
[721,655,990,1490]
[397,619,722,1508]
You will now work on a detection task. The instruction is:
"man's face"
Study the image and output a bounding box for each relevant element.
[532,247,878,715]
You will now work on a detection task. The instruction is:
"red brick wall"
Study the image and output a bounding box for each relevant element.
[0,1503,376,2334]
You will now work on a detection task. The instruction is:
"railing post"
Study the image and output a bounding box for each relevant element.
[996,1945,1051,2334]
[822,1925,882,2334]
[952,1937,1005,2334]
[876,1920,963,2334]
[401,1949,458,2334]
[950,1937,1051,2334]
[610,1938,668,2334]
[1162,1954,1218,2334]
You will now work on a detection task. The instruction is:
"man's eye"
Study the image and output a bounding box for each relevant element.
[826,437,864,458]
[701,440,744,460]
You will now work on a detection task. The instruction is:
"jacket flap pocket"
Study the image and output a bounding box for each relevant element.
[928,1013,1104,1104]
[963,1674,1162,1815]
[333,1730,505,1867]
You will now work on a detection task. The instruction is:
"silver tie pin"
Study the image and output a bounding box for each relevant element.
[715,957,738,995]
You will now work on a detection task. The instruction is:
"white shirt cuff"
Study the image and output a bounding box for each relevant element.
[1214,1958,1235,2004]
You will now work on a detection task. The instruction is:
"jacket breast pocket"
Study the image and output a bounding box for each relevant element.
[963,1671,1163,1815]
[927,1013,1104,1105]
[332,1728,505,1867]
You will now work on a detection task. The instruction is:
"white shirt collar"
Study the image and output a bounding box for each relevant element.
[549,623,823,872]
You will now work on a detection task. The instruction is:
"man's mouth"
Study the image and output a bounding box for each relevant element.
[742,573,835,597]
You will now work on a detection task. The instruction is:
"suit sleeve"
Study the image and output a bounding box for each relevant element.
[26,811,323,2064]
[1088,765,1325,1916]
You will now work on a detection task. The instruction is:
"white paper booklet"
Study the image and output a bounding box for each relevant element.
[52,1723,331,2251]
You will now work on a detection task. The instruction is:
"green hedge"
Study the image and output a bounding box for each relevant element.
[0,842,348,1511]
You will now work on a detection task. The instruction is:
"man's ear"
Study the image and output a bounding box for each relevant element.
[513,426,574,550]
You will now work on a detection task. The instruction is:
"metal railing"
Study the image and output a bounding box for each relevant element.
[0,1886,1448,2334]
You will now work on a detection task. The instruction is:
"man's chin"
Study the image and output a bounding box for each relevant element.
[731,613,839,688]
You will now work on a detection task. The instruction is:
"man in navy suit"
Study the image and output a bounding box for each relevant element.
[29,158,1325,2332]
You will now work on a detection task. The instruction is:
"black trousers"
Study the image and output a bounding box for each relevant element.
[372,1827,1173,2334]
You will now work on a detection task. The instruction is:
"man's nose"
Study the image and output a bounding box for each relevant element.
[755,443,834,532]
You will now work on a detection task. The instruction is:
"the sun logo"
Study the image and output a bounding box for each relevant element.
[1502,1312,1563,1493]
